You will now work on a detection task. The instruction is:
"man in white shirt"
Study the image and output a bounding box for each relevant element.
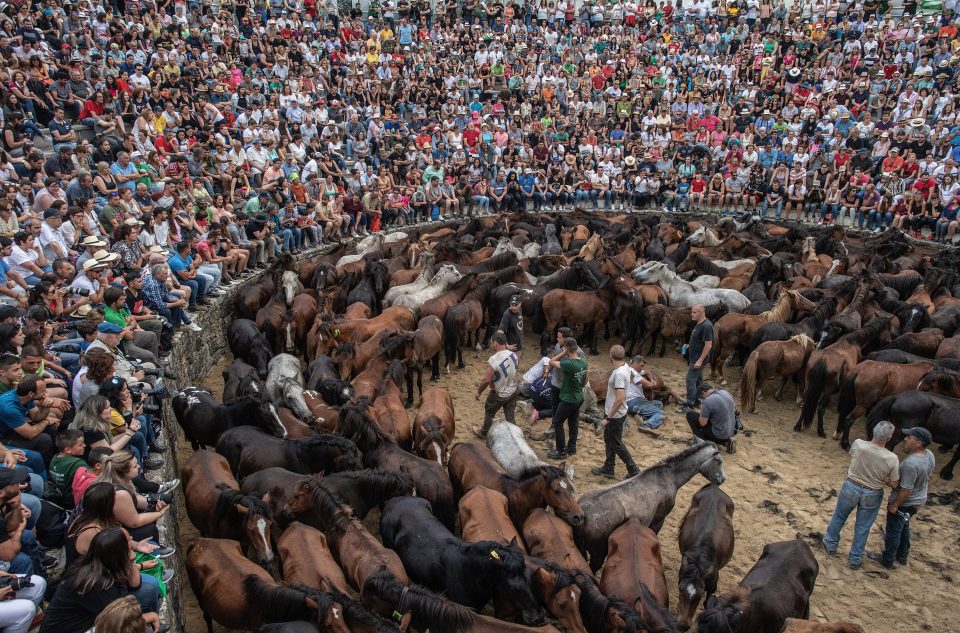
[473,333,520,439]
[38,210,73,261]
[591,345,639,480]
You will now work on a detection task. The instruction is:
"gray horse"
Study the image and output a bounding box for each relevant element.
[577,440,726,571]
[541,224,563,255]
[486,418,545,478]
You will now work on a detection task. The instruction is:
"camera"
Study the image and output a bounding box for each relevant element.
[0,575,33,591]
[75,288,91,297]
[129,385,145,404]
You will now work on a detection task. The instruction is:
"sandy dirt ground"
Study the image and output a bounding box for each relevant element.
[175,333,960,632]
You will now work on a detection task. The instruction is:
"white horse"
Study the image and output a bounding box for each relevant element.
[712,258,756,270]
[393,265,463,314]
[486,419,544,478]
[265,354,313,422]
[493,237,528,261]
[687,226,723,247]
[689,275,721,289]
[280,270,303,306]
[632,261,751,311]
[357,231,407,253]
[384,261,435,306]
[336,233,385,268]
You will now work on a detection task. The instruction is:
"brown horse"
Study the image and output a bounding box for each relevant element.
[539,275,636,355]
[256,286,294,354]
[243,576,382,633]
[676,484,735,631]
[371,365,414,450]
[521,508,591,575]
[186,538,275,633]
[308,306,417,358]
[448,442,584,530]
[883,328,945,357]
[443,277,496,372]
[350,330,396,377]
[835,360,938,447]
[459,485,526,551]
[181,450,275,563]
[917,367,960,397]
[780,619,865,633]
[237,274,276,320]
[796,316,892,437]
[420,274,481,322]
[711,290,817,385]
[282,478,410,590]
[412,386,456,466]
[404,315,445,406]
[739,334,816,414]
[352,353,405,401]
[291,291,319,352]
[277,521,352,595]
[599,518,676,633]
[936,334,960,359]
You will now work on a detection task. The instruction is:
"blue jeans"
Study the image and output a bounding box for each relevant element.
[7,529,41,575]
[823,480,883,566]
[20,494,40,530]
[277,227,295,252]
[626,398,665,429]
[132,573,160,613]
[879,506,916,566]
[684,364,704,408]
[20,449,47,481]
[762,198,784,219]
[180,276,208,306]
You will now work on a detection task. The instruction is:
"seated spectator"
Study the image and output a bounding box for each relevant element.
[93,595,162,633]
[141,264,199,332]
[0,466,56,575]
[0,376,59,462]
[0,568,46,633]
[72,348,115,409]
[70,446,114,507]
[95,380,163,469]
[39,527,162,633]
[102,287,159,366]
[91,451,169,542]
[48,429,88,509]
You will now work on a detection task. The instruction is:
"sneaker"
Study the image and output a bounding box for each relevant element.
[143,456,164,471]
[866,551,894,569]
[848,561,862,570]
[153,546,176,559]
[472,425,488,439]
[726,439,737,454]
[637,424,660,437]
[566,447,577,456]
[161,568,175,584]
[187,322,203,332]
[820,539,837,556]
[39,553,59,569]
[546,449,567,460]
[675,405,692,414]
[158,479,180,495]
[623,469,640,481]
[590,467,616,480]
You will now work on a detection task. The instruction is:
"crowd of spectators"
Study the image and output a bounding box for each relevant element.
[0,0,957,629]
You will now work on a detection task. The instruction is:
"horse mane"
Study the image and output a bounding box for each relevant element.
[921,366,960,391]
[302,479,355,537]
[789,333,816,350]
[573,572,643,633]
[338,399,393,451]
[842,316,890,346]
[241,576,340,626]
[802,301,835,331]
[644,442,716,472]
[295,433,360,462]
[697,589,750,633]
[517,464,570,487]
[477,251,519,272]
[384,359,406,390]
[692,253,727,278]
[341,469,416,497]
[213,485,272,522]
[535,559,578,598]
[417,417,449,446]
[636,581,679,631]
[664,241,691,268]
[362,571,477,633]
[494,265,523,284]
[760,290,795,323]
[380,332,413,360]
[879,274,923,298]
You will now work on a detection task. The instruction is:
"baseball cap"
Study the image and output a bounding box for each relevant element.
[510,295,521,305]
[901,427,932,445]
[0,305,19,320]
[96,322,124,334]
[42,209,62,220]
[0,466,30,488]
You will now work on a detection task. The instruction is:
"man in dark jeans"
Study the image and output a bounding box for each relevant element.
[497,295,524,354]
[546,337,587,459]
[867,427,935,569]
[686,383,737,454]
[678,303,713,413]
[473,333,520,438]
[591,345,639,480]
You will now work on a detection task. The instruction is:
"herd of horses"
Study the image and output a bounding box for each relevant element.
[167,209,960,633]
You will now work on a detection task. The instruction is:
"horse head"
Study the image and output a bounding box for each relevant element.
[531,564,586,633]
[697,589,751,633]
[690,440,725,485]
[677,552,715,629]
[534,464,583,527]
[415,417,450,467]
[485,538,546,627]
[220,489,275,563]
[281,270,303,305]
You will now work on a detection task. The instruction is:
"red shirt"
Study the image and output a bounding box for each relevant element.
[690,177,707,193]
[913,177,936,198]
[463,128,480,147]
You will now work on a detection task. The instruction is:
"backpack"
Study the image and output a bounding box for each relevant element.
[36,500,68,549]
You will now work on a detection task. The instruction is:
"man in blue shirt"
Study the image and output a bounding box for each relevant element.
[0,376,56,463]
[110,152,140,192]
[518,170,536,209]
[168,241,209,309]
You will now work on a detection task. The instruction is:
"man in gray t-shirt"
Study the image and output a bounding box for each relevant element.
[686,383,737,453]
[868,427,936,569]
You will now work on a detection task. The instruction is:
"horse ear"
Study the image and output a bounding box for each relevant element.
[304,596,319,610]
[607,611,626,630]
[235,503,250,515]
[317,577,333,593]
[262,492,271,503]
[398,612,413,631]
[508,536,519,549]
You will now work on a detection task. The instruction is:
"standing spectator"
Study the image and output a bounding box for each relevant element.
[822,421,900,570]
[591,345,639,480]
[678,304,713,413]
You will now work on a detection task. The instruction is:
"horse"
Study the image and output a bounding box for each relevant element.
[305,356,355,406]
[571,570,646,633]
[710,290,817,385]
[780,619,865,633]
[676,484,736,631]
[696,541,818,633]
[237,274,276,320]
[241,577,355,633]
[182,450,275,563]
[338,400,456,528]
[173,387,288,450]
[739,334,816,414]
[228,318,275,378]
[380,496,546,626]
[222,358,264,404]
[280,477,410,590]
[348,257,391,316]
[796,316,892,438]
[458,485,526,552]
[352,353,406,402]
[870,348,960,370]
[361,571,564,633]
[186,538,276,633]
[485,419,544,479]
[403,316,445,406]
[443,276,498,371]
[392,265,463,315]
[267,354,314,423]
[385,259,435,305]
[309,306,417,359]
[291,292,319,352]
[834,360,941,448]
[412,386,456,466]
[216,426,363,479]
[336,233,385,268]
[448,442,584,529]
[632,262,750,311]
[866,390,960,478]
[521,508,592,575]
[320,469,416,519]
[628,304,728,358]
[537,275,638,355]
[277,521,352,595]
[576,441,725,571]
[749,301,836,353]
[937,333,960,358]
[881,328,945,357]
[370,361,414,449]
[598,518,678,633]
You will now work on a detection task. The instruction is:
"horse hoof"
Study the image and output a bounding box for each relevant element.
[756,393,764,402]
[832,431,841,440]
[941,470,954,481]
[792,424,803,433]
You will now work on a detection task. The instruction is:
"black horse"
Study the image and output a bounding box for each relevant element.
[305,356,355,405]
[228,318,275,378]
[216,426,363,479]
[749,301,836,352]
[379,496,545,627]
[347,256,390,316]
[867,390,960,479]
[571,571,646,633]
[222,359,264,404]
[321,469,416,519]
[173,387,288,450]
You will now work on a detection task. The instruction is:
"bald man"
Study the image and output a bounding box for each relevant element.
[679,303,713,413]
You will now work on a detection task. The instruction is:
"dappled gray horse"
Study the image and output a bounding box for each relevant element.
[577,440,726,572]
[486,419,545,479]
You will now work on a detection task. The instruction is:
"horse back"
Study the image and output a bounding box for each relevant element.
[521,509,590,574]
[186,538,272,631]
[459,486,526,552]
[278,522,352,595]
[601,518,669,608]
[449,442,509,496]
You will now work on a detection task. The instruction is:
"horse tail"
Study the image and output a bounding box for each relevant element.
[443,310,459,370]
[739,349,760,413]
[624,304,645,355]
[532,297,547,334]
[836,373,858,431]
[797,358,827,428]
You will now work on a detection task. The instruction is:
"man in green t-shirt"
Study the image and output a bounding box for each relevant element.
[48,428,87,508]
[546,337,588,460]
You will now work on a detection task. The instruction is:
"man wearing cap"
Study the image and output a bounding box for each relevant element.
[497,295,524,354]
[823,420,900,569]
[38,209,73,262]
[0,461,58,574]
[86,322,159,387]
[867,427,936,569]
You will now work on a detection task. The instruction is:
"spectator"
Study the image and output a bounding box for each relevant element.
[92,595,162,633]
[0,376,58,461]
[91,451,169,542]
[625,355,666,432]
